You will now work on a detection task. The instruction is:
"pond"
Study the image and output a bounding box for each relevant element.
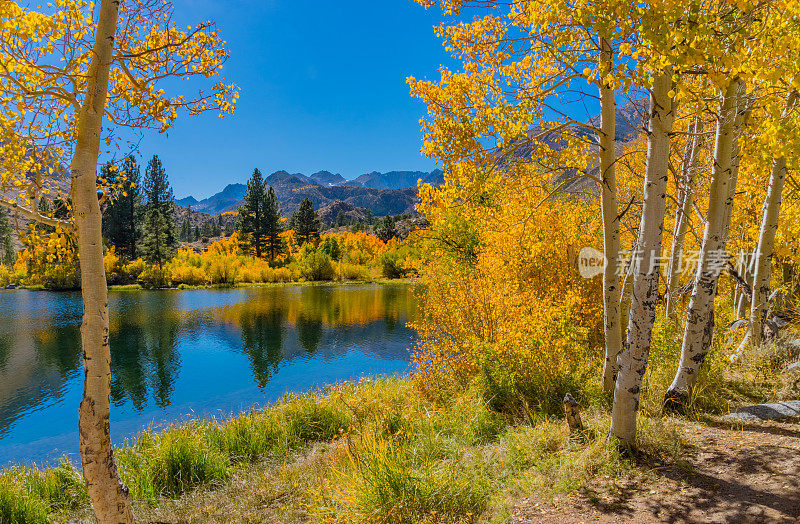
[0,284,418,466]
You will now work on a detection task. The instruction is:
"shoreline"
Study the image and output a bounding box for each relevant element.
[1,277,419,293]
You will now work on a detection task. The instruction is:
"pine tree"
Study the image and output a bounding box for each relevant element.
[194,224,200,241]
[0,206,14,266]
[141,155,177,267]
[202,220,213,238]
[376,215,397,243]
[264,186,284,262]
[180,218,190,241]
[101,156,141,261]
[236,168,267,257]
[292,197,320,245]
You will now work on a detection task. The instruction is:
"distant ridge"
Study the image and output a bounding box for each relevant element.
[176,169,443,216]
[175,102,644,217]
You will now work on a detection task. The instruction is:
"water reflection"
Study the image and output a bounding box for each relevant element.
[109,293,181,410]
[0,284,417,465]
[240,307,285,388]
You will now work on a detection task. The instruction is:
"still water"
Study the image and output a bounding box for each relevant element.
[0,284,418,466]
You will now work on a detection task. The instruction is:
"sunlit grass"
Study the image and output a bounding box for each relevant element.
[1,328,796,524]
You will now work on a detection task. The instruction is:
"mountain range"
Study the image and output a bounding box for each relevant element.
[175,101,647,218]
[176,169,444,216]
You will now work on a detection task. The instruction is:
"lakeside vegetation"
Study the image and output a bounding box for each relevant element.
[0,230,420,290]
[0,159,421,292]
[2,0,800,521]
[1,307,796,523]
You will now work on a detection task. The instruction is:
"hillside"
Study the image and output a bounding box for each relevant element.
[343,169,443,189]
[174,102,644,219]
[175,169,434,216]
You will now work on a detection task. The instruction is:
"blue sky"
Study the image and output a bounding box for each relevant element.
[134,0,454,200]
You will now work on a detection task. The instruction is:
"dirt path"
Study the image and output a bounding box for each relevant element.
[512,419,800,523]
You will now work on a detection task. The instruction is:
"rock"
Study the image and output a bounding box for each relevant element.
[722,400,800,423]
[787,361,800,373]
[4,284,15,289]
[728,318,749,332]
[789,339,800,350]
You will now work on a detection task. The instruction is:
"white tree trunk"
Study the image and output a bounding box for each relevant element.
[71,1,135,522]
[598,36,623,396]
[609,71,675,446]
[750,90,798,345]
[665,116,703,317]
[735,248,755,319]
[666,79,743,405]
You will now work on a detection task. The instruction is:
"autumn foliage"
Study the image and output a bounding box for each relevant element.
[411,162,604,414]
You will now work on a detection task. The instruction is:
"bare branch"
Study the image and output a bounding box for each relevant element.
[0,198,73,231]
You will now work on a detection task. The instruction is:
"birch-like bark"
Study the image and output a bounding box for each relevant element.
[666,79,743,404]
[665,117,703,317]
[598,36,623,396]
[609,71,675,446]
[735,248,756,319]
[750,89,798,345]
[72,1,135,522]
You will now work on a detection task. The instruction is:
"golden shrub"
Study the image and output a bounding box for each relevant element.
[412,163,604,412]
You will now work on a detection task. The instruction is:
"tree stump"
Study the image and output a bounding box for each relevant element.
[563,392,584,433]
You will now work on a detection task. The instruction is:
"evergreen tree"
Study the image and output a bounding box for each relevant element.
[0,206,14,266]
[320,236,341,261]
[376,215,397,243]
[140,155,177,267]
[292,197,320,245]
[236,168,267,257]
[180,218,190,242]
[263,186,283,262]
[194,224,200,241]
[202,220,213,238]
[101,156,141,260]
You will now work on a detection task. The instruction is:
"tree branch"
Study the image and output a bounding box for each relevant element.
[0,198,74,230]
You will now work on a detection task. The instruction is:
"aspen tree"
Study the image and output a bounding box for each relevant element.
[0,1,236,521]
[745,5,800,343]
[598,34,623,396]
[749,90,799,344]
[668,0,800,395]
[665,116,704,317]
[410,1,638,395]
[666,79,746,405]
[610,70,675,445]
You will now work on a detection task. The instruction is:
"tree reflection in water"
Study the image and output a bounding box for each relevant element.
[0,284,417,463]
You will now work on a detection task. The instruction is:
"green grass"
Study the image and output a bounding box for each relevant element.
[0,379,651,522]
[108,284,143,290]
[3,326,795,524]
[0,475,50,524]
[117,424,231,499]
[0,459,87,523]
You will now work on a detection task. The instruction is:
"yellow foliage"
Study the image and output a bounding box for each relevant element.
[0,264,12,287]
[16,224,80,290]
[104,247,125,285]
[412,163,603,412]
[124,259,148,280]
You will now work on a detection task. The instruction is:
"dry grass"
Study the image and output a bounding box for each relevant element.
[4,320,799,523]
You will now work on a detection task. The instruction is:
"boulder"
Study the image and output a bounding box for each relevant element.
[721,400,800,423]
